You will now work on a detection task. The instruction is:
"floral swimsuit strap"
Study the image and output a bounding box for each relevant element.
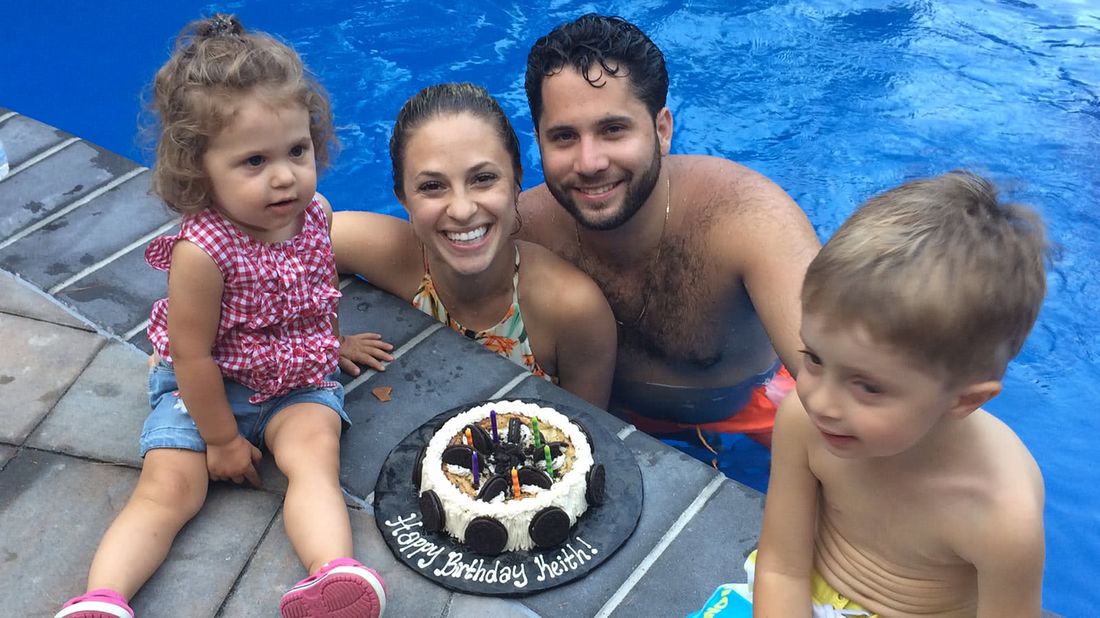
[412,244,551,379]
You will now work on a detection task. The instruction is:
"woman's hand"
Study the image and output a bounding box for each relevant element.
[205,434,262,487]
[338,332,395,375]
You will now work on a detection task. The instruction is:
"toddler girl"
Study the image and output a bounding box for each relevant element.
[56,14,389,618]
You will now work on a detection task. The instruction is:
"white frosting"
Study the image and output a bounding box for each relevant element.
[420,400,594,552]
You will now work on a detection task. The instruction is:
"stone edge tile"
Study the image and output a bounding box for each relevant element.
[606,478,763,618]
[518,430,721,616]
[0,269,95,330]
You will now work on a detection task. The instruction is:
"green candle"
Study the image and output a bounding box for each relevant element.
[532,417,542,449]
[544,444,554,478]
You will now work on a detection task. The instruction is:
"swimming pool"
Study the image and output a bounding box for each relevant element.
[3,1,1096,615]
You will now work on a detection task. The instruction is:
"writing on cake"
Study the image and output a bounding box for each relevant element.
[383,512,601,589]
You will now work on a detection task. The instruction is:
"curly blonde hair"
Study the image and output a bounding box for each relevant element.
[149,14,336,214]
[803,171,1050,383]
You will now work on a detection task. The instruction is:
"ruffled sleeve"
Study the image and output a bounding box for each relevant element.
[144,230,183,272]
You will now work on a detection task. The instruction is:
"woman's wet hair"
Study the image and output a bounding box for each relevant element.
[148,13,336,214]
[389,82,523,201]
[525,13,668,129]
[802,171,1051,383]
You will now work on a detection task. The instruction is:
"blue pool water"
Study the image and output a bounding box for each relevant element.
[3,2,1097,615]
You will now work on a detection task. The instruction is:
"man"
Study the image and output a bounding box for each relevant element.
[518,14,819,452]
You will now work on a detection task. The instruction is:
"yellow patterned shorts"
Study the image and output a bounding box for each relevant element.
[745,550,877,617]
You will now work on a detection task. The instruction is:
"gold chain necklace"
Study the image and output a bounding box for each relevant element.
[575,175,671,327]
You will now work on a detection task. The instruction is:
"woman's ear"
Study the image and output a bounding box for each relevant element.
[947,380,1002,419]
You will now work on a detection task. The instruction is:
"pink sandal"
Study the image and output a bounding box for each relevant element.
[55,589,134,618]
[280,558,387,617]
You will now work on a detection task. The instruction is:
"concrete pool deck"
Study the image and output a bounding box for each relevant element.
[0,109,1062,617]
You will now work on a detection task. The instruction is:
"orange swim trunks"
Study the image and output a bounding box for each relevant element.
[619,365,795,448]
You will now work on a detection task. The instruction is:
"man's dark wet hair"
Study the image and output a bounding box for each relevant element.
[525,14,668,129]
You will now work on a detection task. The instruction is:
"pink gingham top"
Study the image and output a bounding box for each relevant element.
[145,197,341,403]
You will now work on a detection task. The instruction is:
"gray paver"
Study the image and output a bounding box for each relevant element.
[0,312,104,443]
[0,444,14,468]
[0,449,139,615]
[0,140,136,240]
[0,170,176,291]
[0,268,92,330]
[339,326,527,500]
[0,114,68,170]
[449,593,542,617]
[0,449,280,617]
[128,485,282,616]
[520,430,722,617]
[28,341,150,466]
[127,328,154,354]
[56,238,170,337]
[226,507,452,617]
[609,478,764,617]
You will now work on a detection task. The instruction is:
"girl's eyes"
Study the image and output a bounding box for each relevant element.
[290,144,306,157]
[799,349,822,367]
[854,381,883,395]
[473,172,498,185]
[245,155,265,167]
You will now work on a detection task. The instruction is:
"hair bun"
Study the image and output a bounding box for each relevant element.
[202,13,243,38]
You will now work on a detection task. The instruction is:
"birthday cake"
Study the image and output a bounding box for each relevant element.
[415,400,606,555]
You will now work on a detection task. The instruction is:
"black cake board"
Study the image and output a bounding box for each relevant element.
[374,398,644,596]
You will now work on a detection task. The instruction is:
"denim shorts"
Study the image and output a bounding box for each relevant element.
[140,361,348,457]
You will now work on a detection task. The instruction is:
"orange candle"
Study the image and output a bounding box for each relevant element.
[465,428,472,446]
[511,467,521,498]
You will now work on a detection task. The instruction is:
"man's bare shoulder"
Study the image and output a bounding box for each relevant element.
[517,241,606,317]
[670,155,800,215]
[668,156,818,288]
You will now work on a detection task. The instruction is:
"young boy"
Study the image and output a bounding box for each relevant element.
[753,171,1049,617]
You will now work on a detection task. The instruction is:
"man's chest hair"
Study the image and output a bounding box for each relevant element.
[612,244,732,367]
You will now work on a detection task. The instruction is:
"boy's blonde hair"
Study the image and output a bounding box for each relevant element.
[149,14,336,214]
[803,171,1049,383]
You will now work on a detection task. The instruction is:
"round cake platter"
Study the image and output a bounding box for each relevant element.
[373,398,644,596]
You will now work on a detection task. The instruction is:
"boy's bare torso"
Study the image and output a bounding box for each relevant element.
[807,410,1043,617]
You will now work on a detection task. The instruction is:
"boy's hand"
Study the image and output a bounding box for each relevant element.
[205,434,262,487]
[338,332,394,375]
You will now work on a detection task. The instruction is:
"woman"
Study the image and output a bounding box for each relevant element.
[333,83,615,408]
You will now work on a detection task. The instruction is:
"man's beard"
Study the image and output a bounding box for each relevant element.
[548,139,662,232]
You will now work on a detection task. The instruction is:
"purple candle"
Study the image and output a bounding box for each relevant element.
[490,409,499,443]
[472,451,480,489]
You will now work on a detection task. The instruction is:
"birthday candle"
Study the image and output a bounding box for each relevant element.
[464,428,472,446]
[532,417,542,449]
[508,418,521,443]
[511,467,521,497]
[544,445,554,478]
[490,410,499,443]
[472,451,480,489]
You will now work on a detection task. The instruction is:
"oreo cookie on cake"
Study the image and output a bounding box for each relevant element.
[416,400,604,554]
